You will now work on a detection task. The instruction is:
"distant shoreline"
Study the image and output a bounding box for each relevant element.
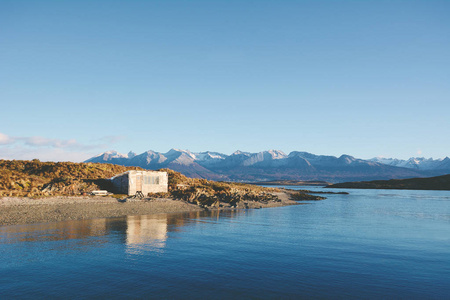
[327,174,450,191]
[248,180,330,186]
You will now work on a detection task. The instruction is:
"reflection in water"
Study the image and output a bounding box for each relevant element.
[0,218,109,244]
[125,210,245,254]
[126,215,168,253]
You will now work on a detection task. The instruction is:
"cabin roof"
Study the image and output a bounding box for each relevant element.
[110,170,167,180]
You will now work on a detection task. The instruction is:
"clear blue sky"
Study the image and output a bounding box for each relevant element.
[1,0,449,161]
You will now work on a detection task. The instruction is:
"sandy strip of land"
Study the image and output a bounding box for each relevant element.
[0,193,297,226]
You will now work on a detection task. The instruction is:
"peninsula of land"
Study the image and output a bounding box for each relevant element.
[0,160,321,226]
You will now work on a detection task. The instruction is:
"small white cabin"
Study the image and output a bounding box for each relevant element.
[110,170,168,196]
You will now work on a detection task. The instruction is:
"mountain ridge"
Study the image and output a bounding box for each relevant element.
[86,149,450,183]
[370,156,450,170]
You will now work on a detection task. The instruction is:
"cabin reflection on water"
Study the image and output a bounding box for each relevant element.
[125,215,168,253]
[0,210,244,252]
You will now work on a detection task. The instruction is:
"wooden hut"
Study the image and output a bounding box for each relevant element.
[110,170,168,196]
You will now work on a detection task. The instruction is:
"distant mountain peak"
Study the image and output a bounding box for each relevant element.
[104,150,124,156]
[194,151,227,161]
[91,150,127,160]
[231,150,251,156]
[166,148,195,156]
[266,149,287,159]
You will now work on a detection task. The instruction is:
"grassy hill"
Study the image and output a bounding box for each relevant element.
[0,160,308,205]
[327,174,450,190]
[0,159,144,197]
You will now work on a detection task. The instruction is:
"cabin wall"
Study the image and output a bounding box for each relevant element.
[111,173,129,194]
[127,171,168,196]
[142,172,168,194]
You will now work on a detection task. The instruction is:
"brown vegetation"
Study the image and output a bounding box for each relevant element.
[0,161,282,206]
[0,159,143,197]
[0,160,327,207]
[161,168,281,207]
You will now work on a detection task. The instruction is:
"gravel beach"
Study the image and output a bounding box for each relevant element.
[0,193,297,226]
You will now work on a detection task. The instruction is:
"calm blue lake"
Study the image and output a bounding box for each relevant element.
[1,187,449,299]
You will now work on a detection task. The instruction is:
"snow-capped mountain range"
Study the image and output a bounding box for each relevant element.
[85,149,450,183]
[370,157,450,170]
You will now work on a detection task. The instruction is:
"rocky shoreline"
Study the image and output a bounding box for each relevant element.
[0,192,299,226]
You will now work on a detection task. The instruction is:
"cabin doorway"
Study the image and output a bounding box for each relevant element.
[136,175,142,191]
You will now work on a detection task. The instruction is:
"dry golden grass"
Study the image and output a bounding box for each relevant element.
[0,161,280,205]
[0,159,143,197]
[160,168,281,205]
